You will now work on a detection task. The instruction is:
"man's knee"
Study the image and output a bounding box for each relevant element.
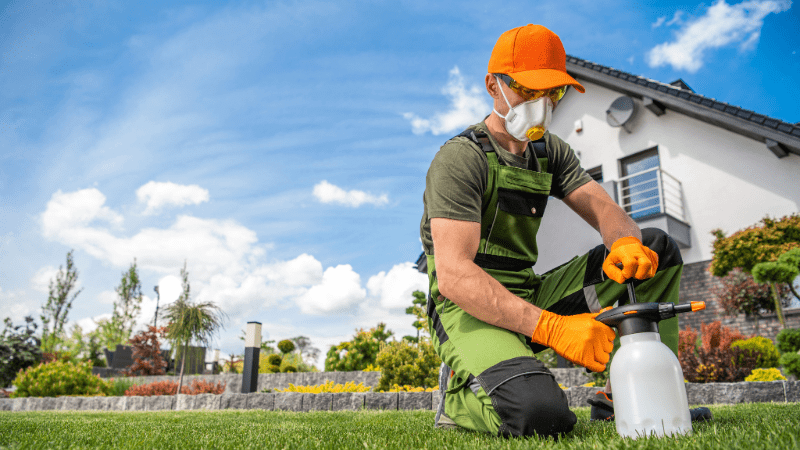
[489,372,576,438]
[641,228,683,270]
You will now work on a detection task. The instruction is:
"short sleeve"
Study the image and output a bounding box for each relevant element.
[545,132,593,199]
[424,139,487,223]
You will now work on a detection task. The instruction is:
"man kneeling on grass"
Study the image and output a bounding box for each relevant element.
[419,24,712,438]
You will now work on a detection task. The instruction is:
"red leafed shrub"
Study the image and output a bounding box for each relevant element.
[125,380,178,396]
[679,321,760,383]
[126,326,168,376]
[125,378,226,396]
[182,379,226,395]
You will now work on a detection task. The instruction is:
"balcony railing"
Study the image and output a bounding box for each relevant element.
[616,167,686,222]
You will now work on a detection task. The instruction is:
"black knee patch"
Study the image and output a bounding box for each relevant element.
[641,227,683,270]
[477,357,576,438]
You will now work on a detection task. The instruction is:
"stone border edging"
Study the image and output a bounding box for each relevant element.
[2,381,798,412]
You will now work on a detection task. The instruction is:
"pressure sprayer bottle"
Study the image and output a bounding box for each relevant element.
[595,283,705,439]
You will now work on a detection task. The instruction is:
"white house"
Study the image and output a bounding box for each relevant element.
[418,55,800,339]
[541,56,800,338]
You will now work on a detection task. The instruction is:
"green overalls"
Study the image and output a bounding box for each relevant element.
[425,128,684,438]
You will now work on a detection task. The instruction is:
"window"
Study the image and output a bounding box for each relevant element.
[620,148,660,219]
[586,166,603,183]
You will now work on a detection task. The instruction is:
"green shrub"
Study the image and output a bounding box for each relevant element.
[268,354,282,365]
[731,336,780,368]
[108,377,138,397]
[11,361,111,398]
[278,339,295,354]
[375,339,440,392]
[282,365,297,373]
[776,329,800,354]
[779,352,800,378]
[268,364,280,373]
[745,368,787,382]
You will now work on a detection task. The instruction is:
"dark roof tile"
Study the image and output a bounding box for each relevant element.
[724,106,739,114]
[778,123,793,133]
[736,110,753,120]
[792,128,800,137]
[763,119,779,128]
[700,98,713,106]
[750,114,766,124]
[712,103,726,111]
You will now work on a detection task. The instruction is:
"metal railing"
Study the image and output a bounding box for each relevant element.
[616,167,686,222]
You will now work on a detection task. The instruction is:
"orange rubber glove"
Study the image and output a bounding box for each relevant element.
[532,308,615,372]
[602,236,659,284]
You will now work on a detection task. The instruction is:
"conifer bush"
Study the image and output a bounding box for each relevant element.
[779,353,800,378]
[11,361,111,398]
[776,328,800,354]
[730,336,780,368]
[375,339,440,392]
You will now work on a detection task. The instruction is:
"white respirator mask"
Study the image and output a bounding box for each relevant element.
[493,75,553,142]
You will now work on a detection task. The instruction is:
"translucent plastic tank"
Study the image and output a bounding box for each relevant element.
[609,331,692,439]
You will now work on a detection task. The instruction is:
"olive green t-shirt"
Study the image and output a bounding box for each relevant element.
[420,121,593,255]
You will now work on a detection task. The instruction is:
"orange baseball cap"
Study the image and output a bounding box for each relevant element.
[488,25,585,93]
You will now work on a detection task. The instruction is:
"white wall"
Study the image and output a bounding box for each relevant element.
[541,79,800,266]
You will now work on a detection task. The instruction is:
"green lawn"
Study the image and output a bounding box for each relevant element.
[1,403,799,449]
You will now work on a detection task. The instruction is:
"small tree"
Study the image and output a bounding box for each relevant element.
[40,250,83,354]
[709,213,800,277]
[403,291,427,344]
[126,326,168,376]
[712,268,779,334]
[162,262,226,395]
[97,260,144,350]
[325,323,393,372]
[0,316,42,388]
[290,336,320,365]
[752,256,799,330]
[277,339,296,355]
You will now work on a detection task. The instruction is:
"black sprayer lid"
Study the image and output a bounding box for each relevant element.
[595,283,705,336]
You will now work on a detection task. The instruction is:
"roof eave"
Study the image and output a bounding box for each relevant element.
[566,62,800,157]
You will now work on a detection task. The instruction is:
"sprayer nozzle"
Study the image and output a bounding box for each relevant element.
[691,301,705,312]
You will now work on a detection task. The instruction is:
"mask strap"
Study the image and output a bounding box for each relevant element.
[493,75,514,120]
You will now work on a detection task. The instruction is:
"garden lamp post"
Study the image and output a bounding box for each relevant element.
[242,322,261,393]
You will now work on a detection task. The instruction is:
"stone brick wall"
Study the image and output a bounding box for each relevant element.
[678,260,800,340]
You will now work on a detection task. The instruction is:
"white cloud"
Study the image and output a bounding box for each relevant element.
[136,181,210,215]
[667,10,685,27]
[296,265,366,315]
[366,262,428,309]
[647,0,792,72]
[652,16,667,28]
[313,180,389,208]
[97,290,117,305]
[40,189,123,237]
[1,287,35,323]
[403,66,490,135]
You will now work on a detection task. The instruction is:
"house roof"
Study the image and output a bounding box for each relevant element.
[565,55,800,158]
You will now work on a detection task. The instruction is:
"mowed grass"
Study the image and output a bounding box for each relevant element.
[1,403,799,450]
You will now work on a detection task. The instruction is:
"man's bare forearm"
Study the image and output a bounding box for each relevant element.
[437,260,542,337]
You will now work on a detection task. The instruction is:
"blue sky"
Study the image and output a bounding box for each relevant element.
[1,0,797,368]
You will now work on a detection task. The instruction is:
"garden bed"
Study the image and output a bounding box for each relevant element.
[2,381,799,412]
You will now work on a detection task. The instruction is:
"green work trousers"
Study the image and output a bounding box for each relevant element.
[428,228,684,437]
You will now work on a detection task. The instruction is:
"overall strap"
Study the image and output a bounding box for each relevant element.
[455,129,507,166]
